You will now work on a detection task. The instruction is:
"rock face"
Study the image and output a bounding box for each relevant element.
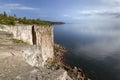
[22,45,43,67]
[0,31,72,80]
[0,24,54,67]
[0,25,90,80]
[34,26,54,66]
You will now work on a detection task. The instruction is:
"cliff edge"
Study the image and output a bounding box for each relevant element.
[0,25,72,80]
[0,24,90,80]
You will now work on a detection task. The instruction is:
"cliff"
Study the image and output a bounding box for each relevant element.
[0,24,90,80]
[0,24,73,80]
[0,24,54,67]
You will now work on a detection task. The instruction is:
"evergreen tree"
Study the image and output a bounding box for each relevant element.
[0,12,54,25]
[14,14,16,18]
[3,11,7,17]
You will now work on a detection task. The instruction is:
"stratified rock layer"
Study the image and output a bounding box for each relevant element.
[0,25,54,67]
[0,25,90,80]
[0,31,72,80]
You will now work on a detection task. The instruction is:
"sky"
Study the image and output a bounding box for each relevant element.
[0,0,120,22]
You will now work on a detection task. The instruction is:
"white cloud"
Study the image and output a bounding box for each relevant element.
[65,6,120,20]
[101,0,120,5]
[0,3,36,12]
[62,0,120,21]
[63,14,71,17]
[79,7,120,16]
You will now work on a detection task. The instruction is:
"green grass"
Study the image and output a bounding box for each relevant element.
[12,39,28,44]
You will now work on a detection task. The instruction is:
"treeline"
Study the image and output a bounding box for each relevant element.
[44,21,65,25]
[0,12,64,26]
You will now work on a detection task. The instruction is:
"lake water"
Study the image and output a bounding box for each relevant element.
[54,23,120,80]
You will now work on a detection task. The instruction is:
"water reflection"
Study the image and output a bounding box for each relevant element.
[54,23,120,80]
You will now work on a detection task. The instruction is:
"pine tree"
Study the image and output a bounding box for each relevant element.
[3,11,7,17]
[14,14,16,18]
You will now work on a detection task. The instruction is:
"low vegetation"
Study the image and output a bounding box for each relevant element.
[0,11,64,26]
[12,39,28,44]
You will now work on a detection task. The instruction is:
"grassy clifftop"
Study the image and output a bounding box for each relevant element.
[0,12,64,26]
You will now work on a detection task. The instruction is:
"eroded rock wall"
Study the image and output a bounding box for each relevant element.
[0,24,54,67]
[34,26,54,66]
[0,25,33,44]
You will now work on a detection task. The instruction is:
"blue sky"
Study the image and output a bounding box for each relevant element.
[0,0,120,22]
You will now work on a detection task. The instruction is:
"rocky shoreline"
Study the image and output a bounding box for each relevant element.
[0,24,91,80]
[0,31,72,80]
[54,44,91,80]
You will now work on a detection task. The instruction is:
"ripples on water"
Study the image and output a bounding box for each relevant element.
[54,23,120,80]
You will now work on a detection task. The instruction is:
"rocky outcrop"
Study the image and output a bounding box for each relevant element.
[0,24,90,80]
[22,45,43,67]
[0,30,72,80]
[0,24,54,67]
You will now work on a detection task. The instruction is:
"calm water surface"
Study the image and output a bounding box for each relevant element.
[54,23,120,80]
